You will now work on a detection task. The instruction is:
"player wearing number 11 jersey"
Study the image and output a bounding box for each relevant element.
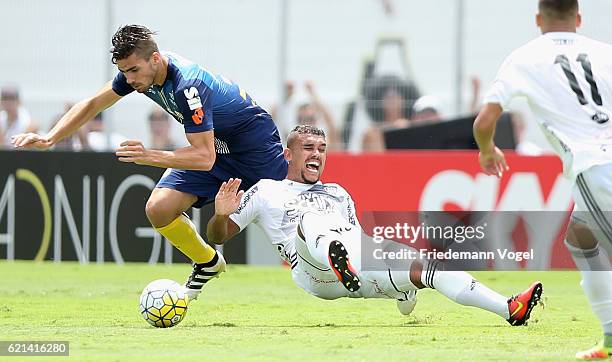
[474,1,612,359]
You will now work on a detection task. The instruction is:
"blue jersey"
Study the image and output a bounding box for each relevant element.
[112,51,287,208]
[112,51,281,156]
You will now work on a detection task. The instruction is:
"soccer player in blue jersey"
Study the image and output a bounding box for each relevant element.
[11,25,288,301]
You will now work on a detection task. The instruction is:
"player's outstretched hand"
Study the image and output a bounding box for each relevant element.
[10,133,53,150]
[215,178,244,217]
[479,146,509,178]
[116,140,148,165]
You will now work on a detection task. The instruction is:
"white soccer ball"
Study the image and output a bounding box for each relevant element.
[139,279,189,328]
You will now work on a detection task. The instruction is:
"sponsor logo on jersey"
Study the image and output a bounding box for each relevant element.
[284,192,337,222]
[192,108,204,125]
[235,186,258,215]
[592,112,609,124]
[183,87,203,110]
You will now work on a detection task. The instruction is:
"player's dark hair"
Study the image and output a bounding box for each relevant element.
[538,0,579,21]
[287,125,326,148]
[110,25,159,64]
[290,125,325,138]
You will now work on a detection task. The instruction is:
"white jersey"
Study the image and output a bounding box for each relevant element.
[484,32,612,180]
[229,179,359,264]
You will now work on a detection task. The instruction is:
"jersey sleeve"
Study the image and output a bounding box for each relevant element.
[174,79,214,133]
[483,56,526,109]
[339,187,361,230]
[111,72,135,96]
[228,184,261,231]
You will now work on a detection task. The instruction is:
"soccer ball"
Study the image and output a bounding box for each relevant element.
[139,279,189,328]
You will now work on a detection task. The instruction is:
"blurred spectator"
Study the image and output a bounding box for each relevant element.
[272,81,341,150]
[362,84,413,152]
[0,86,37,148]
[362,75,486,151]
[85,112,127,151]
[410,95,443,124]
[363,75,419,124]
[148,106,175,150]
[380,0,394,17]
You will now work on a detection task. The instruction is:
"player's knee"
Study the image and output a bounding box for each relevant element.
[566,221,599,250]
[145,198,175,228]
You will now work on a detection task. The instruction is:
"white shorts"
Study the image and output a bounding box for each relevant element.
[291,212,419,301]
[572,163,612,245]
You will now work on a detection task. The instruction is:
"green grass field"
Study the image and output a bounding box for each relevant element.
[0,261,603,361]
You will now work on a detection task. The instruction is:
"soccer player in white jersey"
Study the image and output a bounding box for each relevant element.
[474,1,612,359]
[207,125,543,328]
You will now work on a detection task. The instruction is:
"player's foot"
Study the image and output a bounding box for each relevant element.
[506,281,543,326]
[396,290,418,316]
[184,251,226,302]
[328,240,361,292]
[575,341,611,360]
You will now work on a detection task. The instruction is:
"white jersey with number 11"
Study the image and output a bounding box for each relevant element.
[485,32,612,180]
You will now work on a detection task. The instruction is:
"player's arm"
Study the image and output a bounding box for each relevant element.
[116,131,216,170]
[207,178,245,245]
[116,79,217,170]
[473,103,508,177]
[11,81,122,149]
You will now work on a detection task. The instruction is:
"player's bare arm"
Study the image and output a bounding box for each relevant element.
[11,81,122,149]
[207,178,243,245]
[473,103,509,178]
[115,130,216,170]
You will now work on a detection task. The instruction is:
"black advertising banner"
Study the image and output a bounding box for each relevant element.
[0,151,246,264]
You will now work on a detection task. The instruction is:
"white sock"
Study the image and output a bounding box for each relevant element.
[566,242,612,334]
[423,266,509,319]
[565,240,611,271]
[580,271,612,335]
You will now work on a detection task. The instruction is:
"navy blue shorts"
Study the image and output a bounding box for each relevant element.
[156,151,288,208]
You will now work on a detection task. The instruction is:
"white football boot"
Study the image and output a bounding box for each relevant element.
[396,290,418,315]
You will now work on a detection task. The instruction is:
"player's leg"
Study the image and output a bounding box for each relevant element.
[289,254,353,301]
[146,187,217,262]
[411,260,542,325]
[296,212,361,292]
[570,167,612,359]
[151,169,227,301]
[569,225,612,360]
[295,212,419,313]
[287,214,353,300]
[359,257,534,322]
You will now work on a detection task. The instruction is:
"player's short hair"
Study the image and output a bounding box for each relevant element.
[110,25,159,64]
[287,125,326,148]
[538,0,579,21]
